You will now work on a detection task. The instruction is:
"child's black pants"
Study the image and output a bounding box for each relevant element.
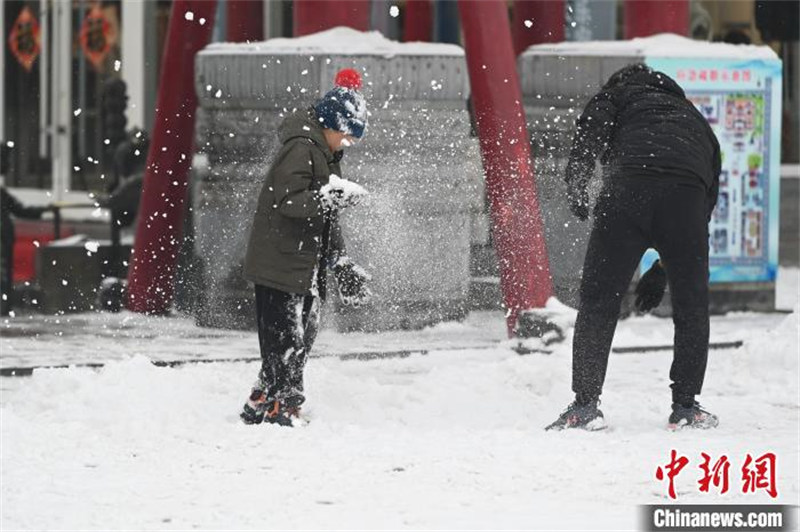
[254,284,319,400]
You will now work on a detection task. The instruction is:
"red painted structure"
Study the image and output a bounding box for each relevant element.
[458,0,553,335]
[293,0,370,36]
[126,0,217,313]
[512,0,565,55]
[624,0,689,39]
[403,0,433,42]
[227,0,264,42]
[12,221,73,282]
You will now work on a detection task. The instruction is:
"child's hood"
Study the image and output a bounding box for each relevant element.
[277,110,332,159]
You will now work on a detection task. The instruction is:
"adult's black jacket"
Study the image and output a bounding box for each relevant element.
[565,67,721,219]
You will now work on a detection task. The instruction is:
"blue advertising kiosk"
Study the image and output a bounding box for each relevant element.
[645,54,783,286]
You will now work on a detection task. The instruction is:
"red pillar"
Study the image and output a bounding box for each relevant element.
[624,0,689,39]
[403,0,432,42]
[227,0,264,42]
[512,0,565,55]
[458,0,553,336]
[126,0,216,314]
[293,0,370,36]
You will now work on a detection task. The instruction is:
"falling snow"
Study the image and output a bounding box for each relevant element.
[1,25,794,532]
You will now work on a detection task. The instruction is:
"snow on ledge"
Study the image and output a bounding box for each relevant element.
[522,33,779,60]
[203,27,465,57]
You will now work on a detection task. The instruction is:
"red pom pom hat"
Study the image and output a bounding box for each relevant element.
[313,68,368,139]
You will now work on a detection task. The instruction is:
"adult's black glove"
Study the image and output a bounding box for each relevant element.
[566,183,589,221]
[333,256,372,308]
[635,260,667,313]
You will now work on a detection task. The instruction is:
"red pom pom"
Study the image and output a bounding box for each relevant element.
[335,68,362,90]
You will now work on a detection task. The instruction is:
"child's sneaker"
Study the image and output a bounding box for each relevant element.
[263,399,304,427]
[241,385,306,427]
[545,400,607,431]
[278,387,305,409]
[668,402,719,430]
[240,388,270,425]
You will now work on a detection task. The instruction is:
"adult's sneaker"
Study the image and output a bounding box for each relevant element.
[545,400,607,431]
[668,402,719,430]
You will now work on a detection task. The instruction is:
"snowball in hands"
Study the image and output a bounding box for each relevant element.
[318,174,368,211]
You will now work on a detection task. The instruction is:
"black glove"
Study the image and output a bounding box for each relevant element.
[318,185,354,211]
[635,260,667,313]
[567,183,589,221]
[318,175,366,212]
[333,257,372,308]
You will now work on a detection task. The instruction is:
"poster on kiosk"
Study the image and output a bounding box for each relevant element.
[642,56,783,284]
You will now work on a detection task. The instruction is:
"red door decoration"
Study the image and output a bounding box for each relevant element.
[79,4,114,70]
[8,6,41,72]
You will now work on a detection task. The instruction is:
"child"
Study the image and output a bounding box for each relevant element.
[240,69,372,426]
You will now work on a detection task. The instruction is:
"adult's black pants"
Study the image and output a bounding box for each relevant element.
[572,177,710,406]
[254,284,320,400]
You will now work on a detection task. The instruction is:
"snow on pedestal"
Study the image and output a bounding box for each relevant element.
[206,26,465,58]
[523,32,779,60]
[193,27,483,331]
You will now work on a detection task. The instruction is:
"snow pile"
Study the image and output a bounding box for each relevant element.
[514,297,578,350]
[524,33,779,60]
[207,26,464,57]
[730,306,800,403]
[541,296,579,332]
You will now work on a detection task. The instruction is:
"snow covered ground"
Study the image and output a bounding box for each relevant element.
[1,271,798,530]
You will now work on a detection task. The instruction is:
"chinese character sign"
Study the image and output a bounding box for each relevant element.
[79,4,115,71]
[644,57,783,284]
[8,6,41,72]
